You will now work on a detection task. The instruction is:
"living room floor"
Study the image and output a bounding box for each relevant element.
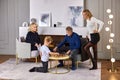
[0,55,120,80]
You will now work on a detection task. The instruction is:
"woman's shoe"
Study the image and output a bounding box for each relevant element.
[89,67,97,70]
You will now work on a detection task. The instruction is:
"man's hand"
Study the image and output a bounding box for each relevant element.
[66,50,71,55]
[86,36,88,39]
[37,44,41,51]
[53,47,57,52]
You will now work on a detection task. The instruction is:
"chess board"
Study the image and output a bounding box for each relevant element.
[49,54,69,60]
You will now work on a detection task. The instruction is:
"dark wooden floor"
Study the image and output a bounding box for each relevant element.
[101,60,120,80]
[0,55,120,80]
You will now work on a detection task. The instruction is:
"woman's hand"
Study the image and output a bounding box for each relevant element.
[38,44,41,47]
[35,43,39,47]
[37,44,41,51]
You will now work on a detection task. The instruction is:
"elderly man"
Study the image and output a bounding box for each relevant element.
[53,26,81,70]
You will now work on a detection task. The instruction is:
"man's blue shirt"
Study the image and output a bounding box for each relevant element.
[57,32,81,50]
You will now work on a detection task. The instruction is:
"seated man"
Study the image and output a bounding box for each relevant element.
[53,26,81,70]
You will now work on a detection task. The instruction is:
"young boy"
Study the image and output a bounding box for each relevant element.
[29,36,59,73]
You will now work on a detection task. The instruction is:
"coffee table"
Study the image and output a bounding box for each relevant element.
[49,55,70,74]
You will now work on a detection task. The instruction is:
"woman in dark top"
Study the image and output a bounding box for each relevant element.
[26,23,41,57]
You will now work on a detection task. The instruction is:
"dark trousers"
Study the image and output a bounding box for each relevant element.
[35,61,48,73]
[58,47,79,67]
[84,42,98,68]
[70,49,79,67]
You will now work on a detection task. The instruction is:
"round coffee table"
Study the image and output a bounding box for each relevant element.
[49,55,70,74]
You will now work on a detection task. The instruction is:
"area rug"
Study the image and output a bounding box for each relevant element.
[0,58,101,80]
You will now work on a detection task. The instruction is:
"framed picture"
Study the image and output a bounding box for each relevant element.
[30,0,84,27]
[68,6,83,27]
[39,13,51,27]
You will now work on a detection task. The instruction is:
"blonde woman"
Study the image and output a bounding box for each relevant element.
[82,9,104,70]
[26,23,41,57]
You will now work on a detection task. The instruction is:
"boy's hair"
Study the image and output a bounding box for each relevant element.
[66,26,73,31]
[44,36,53,43]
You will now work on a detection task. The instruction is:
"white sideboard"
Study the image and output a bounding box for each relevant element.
[19,27,88,38]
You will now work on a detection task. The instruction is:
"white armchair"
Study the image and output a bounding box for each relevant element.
[16,39,38,64]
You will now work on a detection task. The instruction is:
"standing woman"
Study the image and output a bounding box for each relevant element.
[26,23,41,57]
[82,9,104,70]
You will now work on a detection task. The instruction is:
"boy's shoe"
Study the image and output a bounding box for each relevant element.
[29,67,36,72]
[71,66,77,70]
[57,64,64,67]
[43,71,48,73]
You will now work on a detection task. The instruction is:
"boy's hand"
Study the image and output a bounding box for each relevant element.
[55,52,59,55]
[50,52,59,56]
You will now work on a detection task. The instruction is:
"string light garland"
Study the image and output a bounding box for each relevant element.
[105,9,118,72]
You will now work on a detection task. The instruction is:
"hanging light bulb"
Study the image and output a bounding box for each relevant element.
[109,14,114,19]
[105,27,110,31]
[110,33,115,37]
[111,58,115,63]
[108,20,112,25]
[109,39,114,43]
[106,45,111,49]
[106,9,111,13]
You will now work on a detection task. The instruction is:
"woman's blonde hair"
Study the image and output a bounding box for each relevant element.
[44,36,53,43]
[83,9,93,19]
[28,23,38,31]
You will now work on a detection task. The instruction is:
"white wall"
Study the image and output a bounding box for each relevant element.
[19,27,88,39]
[0,0,29,55]
[30,0,84,26]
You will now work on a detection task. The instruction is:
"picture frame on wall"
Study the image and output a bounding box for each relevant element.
[30,0,84,27]
[68,6,83,27]
[39,13,51,27]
